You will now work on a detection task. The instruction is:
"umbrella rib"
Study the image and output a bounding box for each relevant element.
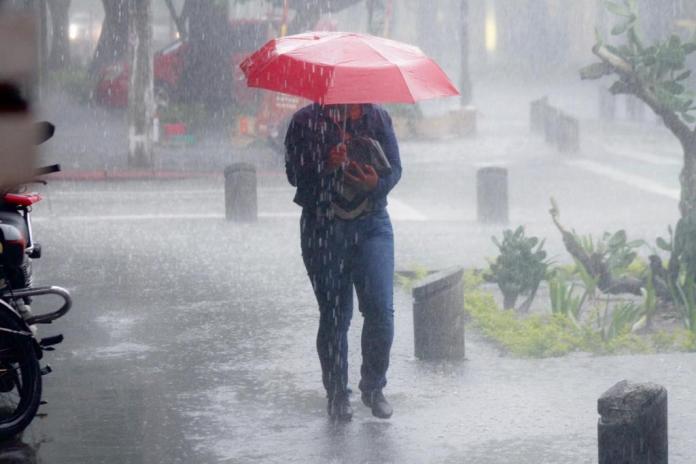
[360,40,417,103]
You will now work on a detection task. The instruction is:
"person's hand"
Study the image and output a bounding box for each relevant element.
[344,161,379,192]
[325,143,347,172]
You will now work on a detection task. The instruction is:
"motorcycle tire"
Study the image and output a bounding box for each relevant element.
[0,305,41,441]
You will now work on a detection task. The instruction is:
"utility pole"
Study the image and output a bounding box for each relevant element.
[127,0,154,168]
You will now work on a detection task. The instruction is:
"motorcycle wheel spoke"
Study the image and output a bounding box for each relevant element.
[0,363,21,417]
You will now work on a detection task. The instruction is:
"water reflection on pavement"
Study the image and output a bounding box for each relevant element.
[0,124,691,462]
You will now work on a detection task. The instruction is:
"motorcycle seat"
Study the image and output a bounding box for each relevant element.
[3,193,42,207]
[0,211,28,244]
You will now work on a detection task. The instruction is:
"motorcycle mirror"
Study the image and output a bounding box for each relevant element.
[35,121,54,145]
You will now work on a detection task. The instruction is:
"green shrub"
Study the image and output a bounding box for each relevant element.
[464,286,692,357]
[394,265,430,291]
[465,290,583,357]
[485,226,548,311]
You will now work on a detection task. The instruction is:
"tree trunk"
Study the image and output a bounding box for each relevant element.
[127,0,154,169]
[90,0,129,77]
[164,0,186,40]
[287,0,363,34]
[459,0,472,106]
[680,143,696,220]
[416,0,437,56]
[47,0,70,70]
[181,0,231,111]
[366,0,385,36]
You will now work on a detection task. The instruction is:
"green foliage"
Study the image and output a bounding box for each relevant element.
[394,265,430,291]
[673,215,696,277]
[548,268,586,322]
[671,276,696,331]
[643,271,657,326]
[464,288,662,357]
[573,229,644,277]
[587,0,696,125]
[465,290,583,357]
[467,283,696,356]
[462,269,484,291]
[485,226,548,310]
[598,301,646,341]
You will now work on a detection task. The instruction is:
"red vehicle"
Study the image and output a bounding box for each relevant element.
[94,19,318,142]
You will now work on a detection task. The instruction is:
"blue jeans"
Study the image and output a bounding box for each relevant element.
[301,208,395,399]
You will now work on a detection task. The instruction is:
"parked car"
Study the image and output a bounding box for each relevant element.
[94,18,311,144]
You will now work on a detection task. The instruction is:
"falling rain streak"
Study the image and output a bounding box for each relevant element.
[0,1,693,464]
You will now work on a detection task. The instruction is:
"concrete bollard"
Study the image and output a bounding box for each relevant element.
[543,105,560,145]
[412,267,465,360]
[599,86,616,120]
[530,96,548,134]
[224,163,257,222]
[598,380,668,464]
[477,167,509,224]
[557,113,580,154]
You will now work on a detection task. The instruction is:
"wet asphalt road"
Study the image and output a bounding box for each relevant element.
[2,141,694,464]
[2,76,694,463]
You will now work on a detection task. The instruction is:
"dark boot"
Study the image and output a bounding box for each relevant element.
[328,393,353,421]
[361,390,393,419]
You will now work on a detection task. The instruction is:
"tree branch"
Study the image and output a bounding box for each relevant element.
[592,44,694,146]
[164,0,186,40]
[550,201,644,297]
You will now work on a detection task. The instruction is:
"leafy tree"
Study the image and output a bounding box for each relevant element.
[90,0,129,77]
[581,0,696,222]
[47,0,71,70]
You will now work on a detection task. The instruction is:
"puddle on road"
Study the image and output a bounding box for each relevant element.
[72,342,156,361]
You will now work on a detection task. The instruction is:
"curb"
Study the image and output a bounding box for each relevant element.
[48,169,286,181]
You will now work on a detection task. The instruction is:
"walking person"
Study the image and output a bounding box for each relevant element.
[284,102,402,421]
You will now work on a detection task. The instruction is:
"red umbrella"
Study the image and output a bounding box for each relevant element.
[239,31,459,104]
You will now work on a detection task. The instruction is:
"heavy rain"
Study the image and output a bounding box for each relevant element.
[0,0,694,463]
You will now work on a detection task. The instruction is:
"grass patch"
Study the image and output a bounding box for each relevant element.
[464,288,696,358]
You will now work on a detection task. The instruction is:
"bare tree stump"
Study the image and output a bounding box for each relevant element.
[558,113,580,153]
[225,163,257,222]
[530,96,548,134]
[413,267,465,360]
[477,167,508,224]
[598,380,668,464]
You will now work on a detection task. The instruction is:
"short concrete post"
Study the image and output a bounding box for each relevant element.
[598,380,668,464]
[224,163,257,222]
[477,167,508,224]
[599,86,616,120]
[557,113,580,154]
[530,96,548,134]
[412,267,465,360]
[543,105,560,145]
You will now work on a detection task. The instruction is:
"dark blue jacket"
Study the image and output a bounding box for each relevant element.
[284,103,402,211]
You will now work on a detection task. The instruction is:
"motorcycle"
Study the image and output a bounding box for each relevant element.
[0,122,71,439]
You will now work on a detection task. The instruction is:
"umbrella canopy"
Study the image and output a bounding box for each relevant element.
[240,31,459,104]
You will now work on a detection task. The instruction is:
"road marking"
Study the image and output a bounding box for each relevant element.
[32,199,428,223]
[48,187,295,196]
[567,159,679,200]
[602,143,681,166]
[387,198,428,221]
[32,212,297,222]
